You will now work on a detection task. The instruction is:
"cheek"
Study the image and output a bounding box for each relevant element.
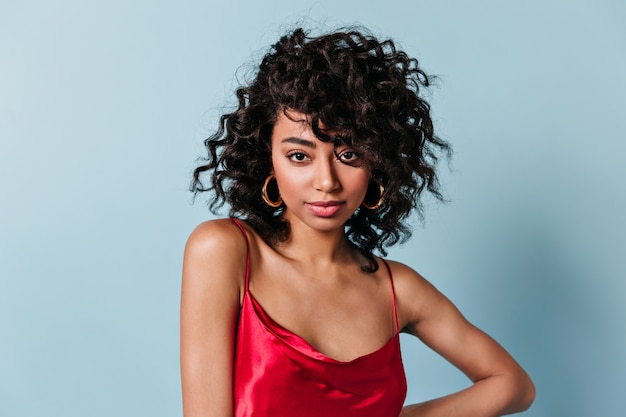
[272,160,304,197]
[343,169,371,197]
[358,177,371,198]
[275,173,301,197]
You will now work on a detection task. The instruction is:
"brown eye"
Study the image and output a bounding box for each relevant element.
[288,152,309,162]
[338,150,359,163]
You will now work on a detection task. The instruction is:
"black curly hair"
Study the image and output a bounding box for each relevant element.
[192,26,450,272]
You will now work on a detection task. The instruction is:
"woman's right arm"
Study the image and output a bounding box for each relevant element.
[180,220,247,417]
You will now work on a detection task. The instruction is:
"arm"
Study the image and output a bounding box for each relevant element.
[390,262,535,417]
[180,220,247,417]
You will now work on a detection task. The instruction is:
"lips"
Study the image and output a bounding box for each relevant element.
[305,201,344,217]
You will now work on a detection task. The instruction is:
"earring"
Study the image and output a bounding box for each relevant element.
[362,179,384,210]
[261,175,283,208]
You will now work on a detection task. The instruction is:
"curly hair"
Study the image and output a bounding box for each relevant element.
[191,27,450,272]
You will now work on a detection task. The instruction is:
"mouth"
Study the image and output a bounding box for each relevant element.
[307,201,343,207]
[305,201,344,217]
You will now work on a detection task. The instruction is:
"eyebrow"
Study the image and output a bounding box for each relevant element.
[281,137,317,148]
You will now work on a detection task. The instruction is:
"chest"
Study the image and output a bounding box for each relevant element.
[233,289,407,417]
[247,262,397,362]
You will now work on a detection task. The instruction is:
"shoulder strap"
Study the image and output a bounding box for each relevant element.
[381,259,399,333]
[230,218,250,292]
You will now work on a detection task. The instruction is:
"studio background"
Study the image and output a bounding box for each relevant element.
[1,1,624,416]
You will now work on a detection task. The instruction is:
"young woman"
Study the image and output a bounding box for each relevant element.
[181,27,535,417]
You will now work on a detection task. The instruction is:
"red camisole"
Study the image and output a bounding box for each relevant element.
[231,219,407,417]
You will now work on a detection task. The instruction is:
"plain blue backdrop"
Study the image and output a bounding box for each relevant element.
[1,1,624,416]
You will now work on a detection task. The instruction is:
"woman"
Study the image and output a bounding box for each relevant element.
[181,27,535,417]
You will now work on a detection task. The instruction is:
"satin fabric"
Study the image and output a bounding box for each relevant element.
[231,219,407,417]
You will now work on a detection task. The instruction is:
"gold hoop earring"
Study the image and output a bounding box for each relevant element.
[261,175,283,208]
[362,179,384,210]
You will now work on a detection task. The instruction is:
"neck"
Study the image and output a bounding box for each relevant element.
[278,218,354,266]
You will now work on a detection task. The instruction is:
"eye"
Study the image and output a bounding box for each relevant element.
[341,151,356,160]
[337,150,360,164]
[287,152,309,162]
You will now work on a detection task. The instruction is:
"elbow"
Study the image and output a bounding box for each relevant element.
[519,374,536,411]
[511,369,536,413]
[492,366,535,414]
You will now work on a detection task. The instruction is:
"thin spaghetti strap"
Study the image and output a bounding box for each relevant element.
[381,259,399,333]
[230,218,251,292]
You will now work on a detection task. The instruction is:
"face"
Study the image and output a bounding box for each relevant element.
[270,109,370,233]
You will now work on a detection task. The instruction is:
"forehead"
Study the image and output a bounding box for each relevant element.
[271,109,317,143]
[271,108,339,143]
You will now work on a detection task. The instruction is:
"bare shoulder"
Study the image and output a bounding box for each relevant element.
[384,259,437,302]
[182,218,249,297]
[185,218,248,257]
[181,218,248,416]
[383,259,456,331]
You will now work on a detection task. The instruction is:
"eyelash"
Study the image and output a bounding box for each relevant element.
[337,151,357,162]
[287,152,310,162]
[285,150,360,165]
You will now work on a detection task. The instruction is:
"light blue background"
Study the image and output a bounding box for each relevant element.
[1,1,624,416]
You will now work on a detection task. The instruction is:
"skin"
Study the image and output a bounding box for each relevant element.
[180,109,535,417]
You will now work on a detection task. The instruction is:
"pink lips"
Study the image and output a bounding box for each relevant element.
[305,201,344,217]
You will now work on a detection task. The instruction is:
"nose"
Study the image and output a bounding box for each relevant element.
[313,157,340,193]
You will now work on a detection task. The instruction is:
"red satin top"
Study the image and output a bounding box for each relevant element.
[231,219,407,417]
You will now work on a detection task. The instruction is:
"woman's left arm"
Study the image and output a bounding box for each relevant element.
[390,261,535,417]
